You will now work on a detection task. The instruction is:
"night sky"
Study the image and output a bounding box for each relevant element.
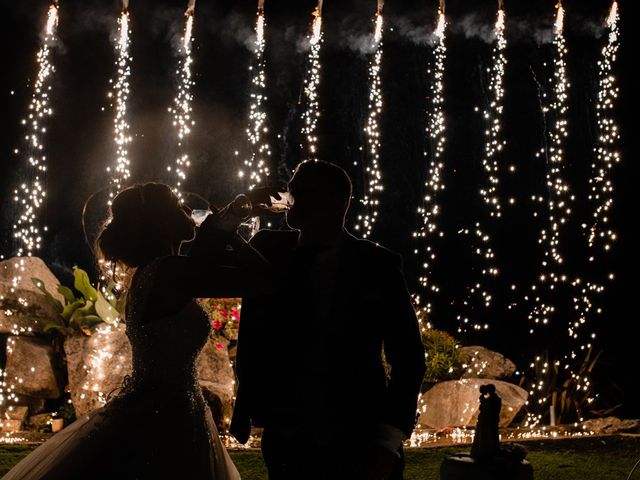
[1,0,637,418]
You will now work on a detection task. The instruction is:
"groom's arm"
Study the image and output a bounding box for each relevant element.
[379,253,426,438]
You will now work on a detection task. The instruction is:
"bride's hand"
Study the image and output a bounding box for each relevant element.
[202,195,252,233]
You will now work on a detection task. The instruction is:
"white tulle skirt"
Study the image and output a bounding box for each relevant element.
[2,386,240,480]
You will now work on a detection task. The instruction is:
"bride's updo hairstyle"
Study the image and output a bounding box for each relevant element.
[96,183,194,269]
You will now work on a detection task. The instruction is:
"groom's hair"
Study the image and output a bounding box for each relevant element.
[293,160,352,207]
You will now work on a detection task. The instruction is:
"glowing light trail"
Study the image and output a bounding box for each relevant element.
[300,1,324,160]
[457,6,506,333]
[241,1,271,190]
[107,9,132,204]
[413,6,447,319]
[2,1,60,412]
[354,10,384,239]
[528,1,572,329]
[168,5,196,200]
[12,2,60,258]
[587,1,620,252]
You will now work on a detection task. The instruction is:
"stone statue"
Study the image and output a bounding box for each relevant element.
[470,383,501,461]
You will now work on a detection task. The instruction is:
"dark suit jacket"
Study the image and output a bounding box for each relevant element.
[230,229,426,444]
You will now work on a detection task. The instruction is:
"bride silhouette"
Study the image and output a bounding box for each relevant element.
[3,183,270,480]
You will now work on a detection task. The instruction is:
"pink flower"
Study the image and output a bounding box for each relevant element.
[212,320,223,331]
[214,342,224,350]
[231,309,240,320]
[221,308,228,319]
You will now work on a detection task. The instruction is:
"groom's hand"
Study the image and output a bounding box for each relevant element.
[244,186,284,215]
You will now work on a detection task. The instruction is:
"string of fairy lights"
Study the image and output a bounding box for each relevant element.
[106,6,132,205]
[300,0,324,160]
[413,1,447,319]
[457,5,506,333]
[167,2,196,201]
[240,0,272,191]
[354,5,384,240]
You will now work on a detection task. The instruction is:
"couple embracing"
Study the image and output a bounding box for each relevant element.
[3,160,425,480]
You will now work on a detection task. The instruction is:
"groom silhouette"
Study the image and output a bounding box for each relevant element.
[230,160,425,479]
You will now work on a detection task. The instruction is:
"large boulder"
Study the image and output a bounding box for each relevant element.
[3,336,62,399]
[197,339,236,428]
[0,257,65,335]
[418,379,528,429]
[459,346,516,380]
[64,323,132,417]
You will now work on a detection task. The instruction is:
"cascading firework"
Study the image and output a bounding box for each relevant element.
[527,2,572,331]
[12,2,60,259]
[242,0,271,190]
[300,0,323,160]
[524,2,578,427]
[587,1,620,253]
[413,5,447,319]
[107,8,133,204]
[2,1,60,410]
[457,6,507,333]
[168,4,196,200]
[354,8,384,240]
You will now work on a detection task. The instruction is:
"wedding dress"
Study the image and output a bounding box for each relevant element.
[3,262,240,480]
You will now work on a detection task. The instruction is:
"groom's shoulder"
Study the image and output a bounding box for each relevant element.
[347,234,402,268]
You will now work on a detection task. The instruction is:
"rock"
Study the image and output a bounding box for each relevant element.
[64,323,132,417]
[459,346,516,380]
[580,416,640,434]
[4,336,62,398]
[418,379,528,429]
[197,339,236,428]
[0,257,65,335]
[0,405,29,422]
[28,412,54,431]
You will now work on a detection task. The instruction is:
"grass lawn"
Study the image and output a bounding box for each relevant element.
[2,435,639,479]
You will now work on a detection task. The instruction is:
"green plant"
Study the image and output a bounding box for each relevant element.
[33,266,124,336]
[521,347,603,425]
[421,328,463,383]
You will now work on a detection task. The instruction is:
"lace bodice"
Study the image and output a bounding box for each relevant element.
[124,260,211,391]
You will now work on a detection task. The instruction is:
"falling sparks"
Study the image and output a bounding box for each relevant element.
[12,2,59,258]
[300,2,323,160]
[3,2,59,411]
[168,7,196,200]
[529,1,572,324]
[458,7,507,332]
[107,10,132,204]
[241,3,271,190]
[354,12,384,239]
[414,8,447,318]
[587,1,620,252]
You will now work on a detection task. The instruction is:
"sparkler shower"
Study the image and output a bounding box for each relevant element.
[106,7,133,204]
[11,3,60,259]
[413,1,447,320]
[241,0,271,190]
[167,1,196,199]
[300,0,324,160]
[1,1,60,411]
[457,5,507,333]
[353,3,384,240]
[0,0,627,428]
